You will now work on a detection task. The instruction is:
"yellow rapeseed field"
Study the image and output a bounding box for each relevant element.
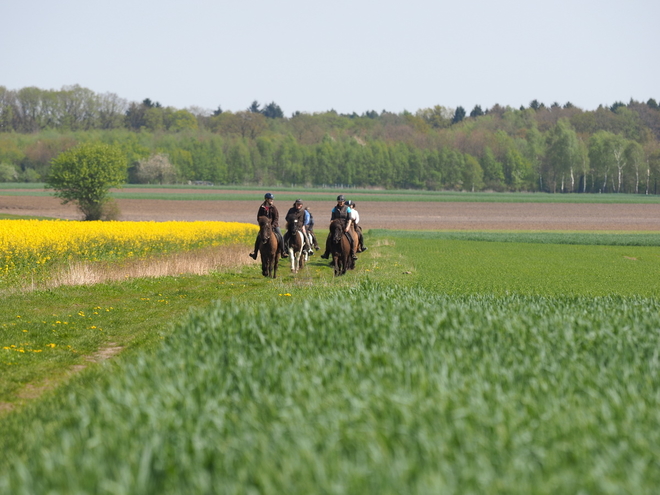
[0,219,257,284]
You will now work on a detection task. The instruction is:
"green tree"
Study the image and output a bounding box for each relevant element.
[469,105,484,118]
[462,154,484,192]
[0,162,18,182]
[46,142,127,220]
[523,124,545,190]
[262,102,284,119]
[480,147,504,190]
[416,106,452,129]
[624,141,644,193]
[502,148,531,191]
[589,131,611,192]
[544,119,581,192]
[452,106,466,124]
[167,109,198,132]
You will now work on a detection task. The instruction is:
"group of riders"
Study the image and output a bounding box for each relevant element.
[248,193,367,262]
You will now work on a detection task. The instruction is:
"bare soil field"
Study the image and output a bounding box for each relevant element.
[2,193,660,231]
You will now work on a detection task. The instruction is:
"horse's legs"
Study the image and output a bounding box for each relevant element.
[289,244,296,272]
[299,232,307,267]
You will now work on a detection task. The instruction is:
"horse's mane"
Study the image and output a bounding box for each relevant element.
[330,218,344,243]
[258,216,270,228]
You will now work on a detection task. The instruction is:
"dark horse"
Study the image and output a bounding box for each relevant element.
[258,216,279,278]
[285,217,306,273]
[329,218,355,276]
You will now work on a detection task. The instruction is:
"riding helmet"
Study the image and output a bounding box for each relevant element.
[337,194,345,201]
[264,193,274,199]
[345,200,352,206]
[294,199,303,205]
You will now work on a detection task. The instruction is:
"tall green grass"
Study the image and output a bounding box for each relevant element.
[1,285,659,493]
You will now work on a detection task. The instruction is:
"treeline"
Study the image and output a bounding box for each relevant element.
[1,85,660,193]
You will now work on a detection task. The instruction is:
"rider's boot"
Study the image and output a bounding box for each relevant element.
[249,238,259,259]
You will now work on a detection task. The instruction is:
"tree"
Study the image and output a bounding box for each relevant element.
[0,162,18,182]
[166,109,198,131]
[469,105,484,118]
[624,141,644,193]
[416,106,452,129]
[220,111,267,139]
[544,119,581,192]
[136,153,177,184]
[462,154,484,192]
[46,142,127,220]
[262,102,284,119]
[452,106,466,124]
[480,147,504,189]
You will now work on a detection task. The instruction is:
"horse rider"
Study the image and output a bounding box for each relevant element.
[345,200,367,253]
[284,199,311,254]
[249,193,287,259]
[304,207,320,252]
[320,194,358,260]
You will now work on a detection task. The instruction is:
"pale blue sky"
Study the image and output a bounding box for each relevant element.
[2,0,658,115]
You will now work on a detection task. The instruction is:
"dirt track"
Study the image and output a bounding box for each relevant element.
[2,194,660,231]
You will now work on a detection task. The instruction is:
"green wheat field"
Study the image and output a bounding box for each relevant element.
[1,226,660,494]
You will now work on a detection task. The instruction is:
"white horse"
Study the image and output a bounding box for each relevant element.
[288,229,308,273]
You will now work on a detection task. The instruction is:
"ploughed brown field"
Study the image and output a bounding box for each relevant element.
[2,189,660,231]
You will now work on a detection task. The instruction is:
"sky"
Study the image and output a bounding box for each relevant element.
[2,0,658,116]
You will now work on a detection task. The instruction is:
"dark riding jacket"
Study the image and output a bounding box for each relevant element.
[285,207,305,232]
[257,202,279,228]
[331,205,352,223]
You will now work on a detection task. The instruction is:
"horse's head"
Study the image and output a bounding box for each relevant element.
[287,218,299,234]
[330,219,344,243]
[258,216,271,243]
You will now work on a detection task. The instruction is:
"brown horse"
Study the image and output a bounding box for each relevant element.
[329,219,355,276]
[285,218,306,273]
[258,216,279,278]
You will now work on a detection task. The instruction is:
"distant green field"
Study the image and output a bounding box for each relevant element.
[379,235,660,297]
[2,182,660,203]
[2,229,660,493]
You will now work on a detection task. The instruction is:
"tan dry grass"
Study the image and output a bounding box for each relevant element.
[48,243,255,288]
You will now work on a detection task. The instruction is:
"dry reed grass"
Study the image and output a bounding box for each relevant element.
[46,243,255,288]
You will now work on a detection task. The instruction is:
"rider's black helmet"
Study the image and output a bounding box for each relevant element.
[345,200,352,206]
[337,194,345,202]
[294,199,303,205]
[264,193,274,199]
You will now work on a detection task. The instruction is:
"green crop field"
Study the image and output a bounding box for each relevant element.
[4,182,660,203]
[1,229,660,494]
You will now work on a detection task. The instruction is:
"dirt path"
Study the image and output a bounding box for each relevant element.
[2,195,660,230]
